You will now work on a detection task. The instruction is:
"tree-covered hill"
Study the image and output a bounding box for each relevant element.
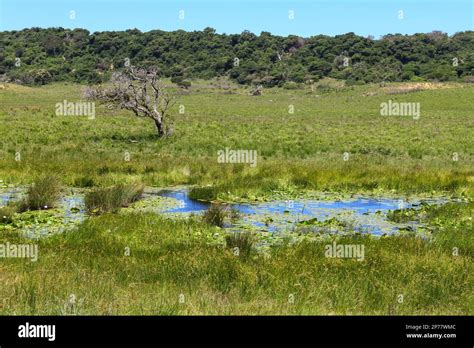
[1,27,473,86]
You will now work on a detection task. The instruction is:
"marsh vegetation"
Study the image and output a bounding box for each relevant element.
[0,80,472,315]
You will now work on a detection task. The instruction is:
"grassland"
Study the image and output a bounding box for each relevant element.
[0,80,473,198]
[0,202,472,315]
[0,80,473,314]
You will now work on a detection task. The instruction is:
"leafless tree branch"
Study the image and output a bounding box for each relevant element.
[83,65,176,137]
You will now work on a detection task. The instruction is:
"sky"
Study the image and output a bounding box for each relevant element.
[0,0,473,37]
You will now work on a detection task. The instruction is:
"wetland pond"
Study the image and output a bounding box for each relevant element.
[0,186,454,238]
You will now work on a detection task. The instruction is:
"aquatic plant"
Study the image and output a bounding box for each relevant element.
[189,186,220,202]
[84,183,144,214]
[202,204,227,227]
[0,205,16,224]
[19,176,62,212]
[0,202,472,314]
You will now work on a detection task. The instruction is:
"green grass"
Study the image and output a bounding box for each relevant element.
[0,82,472,199]
[0,81,472,315]
[84,183,144,214]
[18,176,62,211]
[0,205,16,224]
[0,202,471,315]
[202,204,228,227]
[225,232,255,259]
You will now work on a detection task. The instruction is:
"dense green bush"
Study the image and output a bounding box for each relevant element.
[171,76,191,89]
[2,28,473,86]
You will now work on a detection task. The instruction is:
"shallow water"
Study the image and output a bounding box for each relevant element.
[158,189,209,213]
[0,187,23,205]
[0,188,86,237]
[0,187,447,237]
[155,189,445,235]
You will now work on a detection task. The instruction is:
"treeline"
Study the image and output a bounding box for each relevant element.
[1,27,474,86]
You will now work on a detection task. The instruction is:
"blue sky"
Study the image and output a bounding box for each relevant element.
[0,0,472,37]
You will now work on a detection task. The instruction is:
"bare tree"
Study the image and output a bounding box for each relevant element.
[84,65,175,137]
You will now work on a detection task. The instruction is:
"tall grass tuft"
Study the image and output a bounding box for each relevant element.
[85,183,144,214]
[225,232,254,258]
[202,204,227,227]
[189,186,220,201]
[19,176,62,212]
[73,176,96,188]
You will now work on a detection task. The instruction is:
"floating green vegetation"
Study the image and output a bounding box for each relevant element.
[124,195,181,213]
[189,185,467,205]
[0,186,87,236]
[297,216,347,228]
[387,200,454,224]
[0,209,66,236]
[295,217,351,235]
[0,202,471,315]
[387,207,423,223]
[0,82,472,315]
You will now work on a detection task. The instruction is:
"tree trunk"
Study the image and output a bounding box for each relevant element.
[154,118,165,137]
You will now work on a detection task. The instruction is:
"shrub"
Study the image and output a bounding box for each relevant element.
[410,75,425,82]
[85,183,144,214]
[32,69,52,85]
[171,76,191,89]
[19,176,61,212]
[225,232,254,258]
